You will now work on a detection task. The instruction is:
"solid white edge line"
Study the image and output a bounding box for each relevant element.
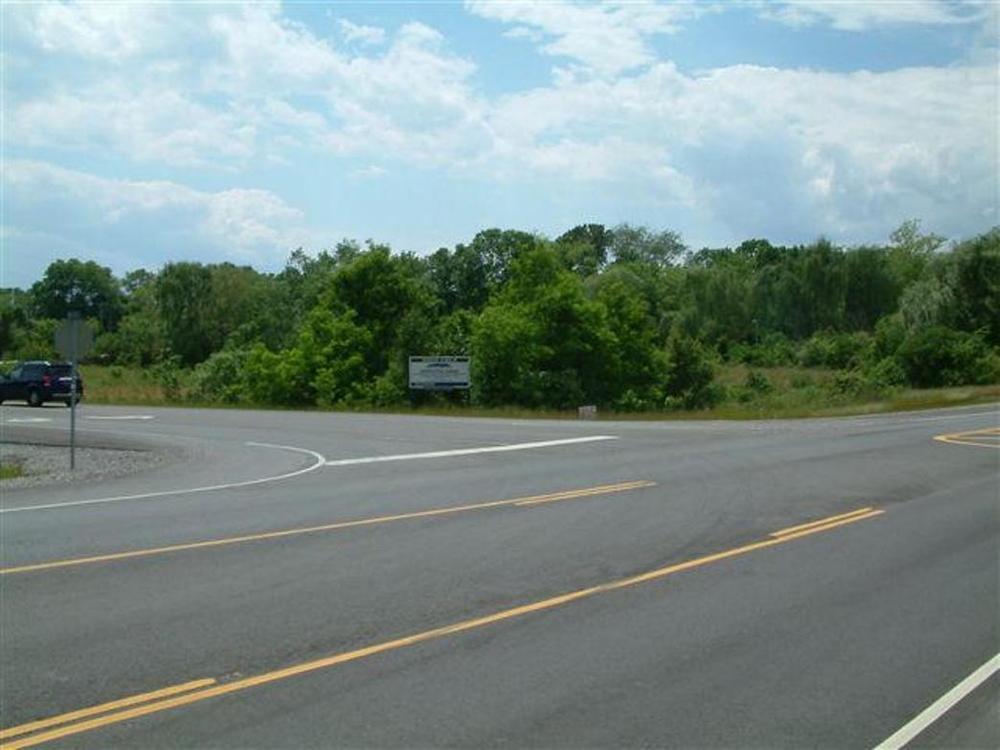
[85,415,155,421]
[324,435,619,466]
[0,442,326,514]
[873,653,1000,750]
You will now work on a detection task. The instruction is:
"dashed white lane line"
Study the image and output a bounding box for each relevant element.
[323,435,619,466]
[873,653,1000,750]
[4,417,53,424]
[0,442,326,514]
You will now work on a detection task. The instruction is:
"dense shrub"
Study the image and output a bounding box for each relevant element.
[729,333,796,367]
[896,327,999,388]
[799,331,874,369]
[664,333,720,409]
[192,348,251,403]
[863,357,907,389]
[744,370,774,394]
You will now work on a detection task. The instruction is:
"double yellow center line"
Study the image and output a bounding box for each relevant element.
[934,426,1000,449]
[1,481,655,576]
[0,480,656,575]
[0,503,884,749]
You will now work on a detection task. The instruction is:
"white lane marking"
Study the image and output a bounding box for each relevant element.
[0,442,326,514]
[86,415,155,421]
[850,410,998,428]
[873,653,1000,750]
[324,435,618,466]
[4,417,52,423]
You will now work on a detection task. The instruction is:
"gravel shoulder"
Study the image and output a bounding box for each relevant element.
[0,425,185,490]
[0,442,175,489]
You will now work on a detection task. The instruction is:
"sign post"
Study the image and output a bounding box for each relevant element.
[54,313,93,470]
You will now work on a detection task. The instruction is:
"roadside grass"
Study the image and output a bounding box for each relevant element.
[77,364,999,420]
[0,461,25,480]
[80,365,195,405]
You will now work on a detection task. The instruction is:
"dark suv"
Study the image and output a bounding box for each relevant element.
[0,361,84,407]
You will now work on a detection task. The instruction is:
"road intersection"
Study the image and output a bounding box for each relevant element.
[1,403,997,747]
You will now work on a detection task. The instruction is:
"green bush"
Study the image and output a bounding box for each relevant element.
[864,357,907,389]
[613,389,656,412]
[664,333,720,409]
[790,372,815,389]
[192,348,251,403]
[151,355,183,401]
[744,370,774,394]
[729,334,796,367]
[896,327,998,387]
[799,331,874,369]
[873,314,906,359]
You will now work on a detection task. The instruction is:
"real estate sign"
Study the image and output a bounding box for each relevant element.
[408,356,471,390]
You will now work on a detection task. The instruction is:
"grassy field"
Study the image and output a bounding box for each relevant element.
[73,364,1000,420]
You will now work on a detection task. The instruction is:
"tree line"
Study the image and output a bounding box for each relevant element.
[3,220,998,410]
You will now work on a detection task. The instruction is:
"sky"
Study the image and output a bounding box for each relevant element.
[2,0,997,288]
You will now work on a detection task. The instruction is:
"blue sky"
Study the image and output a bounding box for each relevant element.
[2,1,997,287]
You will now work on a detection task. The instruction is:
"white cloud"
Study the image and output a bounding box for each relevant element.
[2,1,994,262]
[338,19,386,46]
[761,1,989,31]
[4,160,313,269]
[465,0,703,75]
[9,88,256,167]
[480,60,996,239]
[351,165,389,179]
[12,1,216,62]
[6,3,486,170]
[29,1,160,60]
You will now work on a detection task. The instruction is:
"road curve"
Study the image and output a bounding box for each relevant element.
[1,402,997,748]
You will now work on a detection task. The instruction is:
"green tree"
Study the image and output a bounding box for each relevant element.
[844,247,899,330]
[472,246,620,408]
[679,266,753,349]
[96,267,166,365]
[946,228,1000,344]
[609,224,686,268]
[30,259,123,330]
[556,223,611,276]
[0,289,31,358]
[594,274,666,407]
[427,244,491,313]
[663,332,718,409]
[887,219,945,287]
[157,262,216,365]
[470,303,544,406]
[468,228,541,289]
[325,246,432,372]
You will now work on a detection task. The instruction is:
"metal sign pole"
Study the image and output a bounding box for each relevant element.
[54,312,91,472]
[70,314,78,471]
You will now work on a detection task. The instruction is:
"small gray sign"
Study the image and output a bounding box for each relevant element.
[409,356,470,390]
[54,317,94,360]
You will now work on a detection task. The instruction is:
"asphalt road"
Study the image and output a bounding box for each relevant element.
[1,402,997,748]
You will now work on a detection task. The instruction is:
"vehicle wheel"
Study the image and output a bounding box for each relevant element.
[64,399,73,407]
[27,389,42,407]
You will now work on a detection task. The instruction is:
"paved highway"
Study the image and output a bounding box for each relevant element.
[1,403,997,748]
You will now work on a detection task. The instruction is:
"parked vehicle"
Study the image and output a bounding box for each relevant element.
[0,361,84,407]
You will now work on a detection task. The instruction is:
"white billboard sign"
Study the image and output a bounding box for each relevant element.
[408,356,470,390]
